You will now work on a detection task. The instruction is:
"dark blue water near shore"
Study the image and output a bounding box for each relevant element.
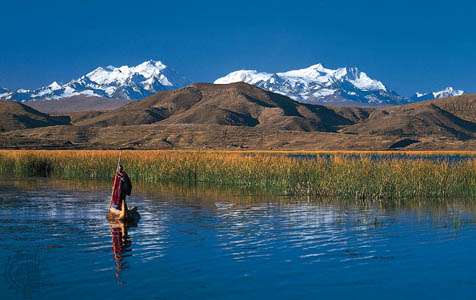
[1,179,476,300]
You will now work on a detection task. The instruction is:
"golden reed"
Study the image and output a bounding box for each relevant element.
[0,150,475,200]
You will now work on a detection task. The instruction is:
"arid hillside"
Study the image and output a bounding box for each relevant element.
[342,96,476,140]
[0,101,70,132]
[71,82,355,132]
[27,96,130,114]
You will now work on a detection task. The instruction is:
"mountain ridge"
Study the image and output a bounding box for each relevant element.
[215,64,404,105]
[0,60,189,102]
[0,60,466,106]
[215,64,465,105]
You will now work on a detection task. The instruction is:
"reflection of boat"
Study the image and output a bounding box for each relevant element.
[109,220,132,285]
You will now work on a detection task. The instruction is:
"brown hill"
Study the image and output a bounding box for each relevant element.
[0,101,70,132]
[26,96,130,114]
[426,94,476,123]
[74,82,356,132]
[342,95,476,140]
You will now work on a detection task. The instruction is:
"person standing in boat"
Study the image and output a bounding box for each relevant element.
[117,165,132,211]
[109,163,139,222]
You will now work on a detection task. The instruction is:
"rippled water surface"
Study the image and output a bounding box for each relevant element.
[1,179,476,299]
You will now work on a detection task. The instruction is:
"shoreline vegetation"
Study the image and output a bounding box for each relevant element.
[0,150,475,202]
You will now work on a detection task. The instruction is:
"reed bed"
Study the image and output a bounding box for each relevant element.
[0,150,475,202]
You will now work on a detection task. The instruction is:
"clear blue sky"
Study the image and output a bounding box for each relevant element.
[0,0,474,95]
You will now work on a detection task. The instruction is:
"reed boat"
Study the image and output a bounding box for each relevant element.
[107,201,140,224]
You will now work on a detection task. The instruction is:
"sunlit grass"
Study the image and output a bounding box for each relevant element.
[0,150,475,201]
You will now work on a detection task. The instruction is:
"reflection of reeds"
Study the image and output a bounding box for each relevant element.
[0,150,475,200]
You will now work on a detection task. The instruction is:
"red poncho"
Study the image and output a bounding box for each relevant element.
[110,172,123,210]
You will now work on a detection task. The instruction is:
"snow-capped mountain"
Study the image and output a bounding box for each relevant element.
[411,87,464,102]
[1,60,466,106]
[0,87,10,99]
[2,60,189,102]
[215,64,406,105]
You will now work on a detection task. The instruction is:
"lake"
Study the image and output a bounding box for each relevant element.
[1,178,476,299]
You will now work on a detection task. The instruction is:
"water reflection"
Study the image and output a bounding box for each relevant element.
[109,220,132,286]
[2,178,476,300]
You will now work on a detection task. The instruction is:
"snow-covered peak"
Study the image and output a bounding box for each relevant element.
[214,63,395,104]
[411,86,464,102]
[343,68,387,92]
[433,87,464,98]
[4,59,189,101]
[93,60,165,80]
[0,87,10,99]
[279,64,333,79]
[135,60,167,73]
[48,81,62,90]
[415,92,425,98]
[85,60,172,86]
[214,70,273,85]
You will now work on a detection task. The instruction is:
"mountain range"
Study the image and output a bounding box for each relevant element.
[0,60,466,106]
[0,82,474,150]
[0,60,188,101]
[215,65,464,105]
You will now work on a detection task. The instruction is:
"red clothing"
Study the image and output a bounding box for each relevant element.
[110,172,123,209]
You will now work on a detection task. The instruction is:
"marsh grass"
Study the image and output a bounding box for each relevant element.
[0,150,475,202]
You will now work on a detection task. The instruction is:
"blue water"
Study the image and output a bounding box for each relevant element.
[1,179,476,300]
